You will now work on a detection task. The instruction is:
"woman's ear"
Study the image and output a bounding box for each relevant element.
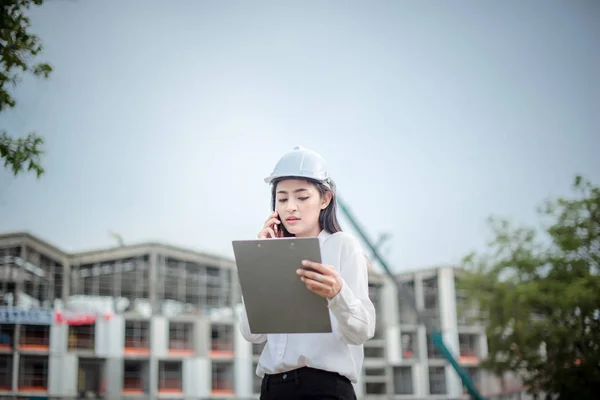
[320,191,333,210]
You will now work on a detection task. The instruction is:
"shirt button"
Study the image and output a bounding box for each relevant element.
[283,374,287,379]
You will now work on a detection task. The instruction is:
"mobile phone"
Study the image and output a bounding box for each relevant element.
[275,214,290,237]
[274,216,280,237]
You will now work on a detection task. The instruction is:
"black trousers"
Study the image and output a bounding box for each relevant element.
[260,367,357,400]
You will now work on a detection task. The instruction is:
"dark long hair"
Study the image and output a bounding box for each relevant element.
[270,177,343,237]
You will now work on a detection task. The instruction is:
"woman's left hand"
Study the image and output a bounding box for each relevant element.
[296,260,342,300]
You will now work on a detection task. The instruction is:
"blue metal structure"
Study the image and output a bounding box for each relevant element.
[337,197,486,400]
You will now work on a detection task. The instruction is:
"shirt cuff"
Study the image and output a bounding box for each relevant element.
[327,278,355,313]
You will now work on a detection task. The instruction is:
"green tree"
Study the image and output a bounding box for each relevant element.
[1,0,51,178]
[458,175,600,399]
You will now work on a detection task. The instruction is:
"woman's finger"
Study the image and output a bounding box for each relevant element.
[258,226,276,239]
[257,229,268,239]
[297,269,331,285]
[263,212,278,225]
[263,217,281,230]
[301,260,336,276]
[302,277,331,294]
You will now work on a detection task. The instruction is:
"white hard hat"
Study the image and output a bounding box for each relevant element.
[264,146,332,187]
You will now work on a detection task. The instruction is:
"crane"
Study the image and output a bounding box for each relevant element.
[337,197,486,400]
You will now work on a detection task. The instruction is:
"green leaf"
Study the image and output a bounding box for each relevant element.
[1,0,51,178]
[459,175,600,399]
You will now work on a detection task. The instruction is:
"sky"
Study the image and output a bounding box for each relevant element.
[1,0,599,272]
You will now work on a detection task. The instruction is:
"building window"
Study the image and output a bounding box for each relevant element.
[365,367,386,377]
[180,263,199,307]
[363,366,388,395]
[73,257,150,302]
[423,279,437,304]
[463,367,481,394]
[365,382,386,395]
[124,321,150,355]
[459,334,479,362]
[18,325,50,351]
[212,362,234,394]
[78,359,105,396]
[68,325,95,350]
[18,248,63,304]
[211,324,233,357]
[0,246,65,305]
[423,277,440,328]
[393,366,413,394]
[158,361,182,393]
[0,355,13,391]
[455,276,483,326]
[168,322,194,355]
[401,332,417,359]
[123,360,148,394]
[364,346,385,358]
[399,280,417,324]
[160,258,188,305]
[0,325,14,350]
[157,259,232,312]
[428,366,447,395]
[369,284,384,339]
[18,355,48,392]
[207,267,231,307]
[426,333,444,359]
[252,361,261,394]
[368,284,381,310]
[252,341,265,357]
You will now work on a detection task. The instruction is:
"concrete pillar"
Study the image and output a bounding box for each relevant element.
[386,325,401,363]
[414,274,424,310]
[149,251,159,314]
[416,325,429,396]
[229,261,240,307]
[381,276,399,328]
[151,316,168,358]
[11,352,19,392]
[194,318,210,357]
[48,353,78,396]
[16,245,26,306]
[438,267,461,398]
[233,319,252,397]
[183,357,211,397]
[148,357,157,399]
[50,323,67,354]
[96,314,124,357]
[62,259,71,302]
[104,358,124,399]
[413,274,429,396]
[411,362,424,397]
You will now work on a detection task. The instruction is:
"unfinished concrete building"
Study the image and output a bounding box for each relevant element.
[0,232,238,399]
[0,231,509,400]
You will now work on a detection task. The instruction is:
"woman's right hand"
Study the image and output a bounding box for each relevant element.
[258,211,282,238]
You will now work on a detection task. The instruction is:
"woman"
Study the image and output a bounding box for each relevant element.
[239,146,376,400]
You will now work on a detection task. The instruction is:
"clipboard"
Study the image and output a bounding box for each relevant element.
[232,237,333,334]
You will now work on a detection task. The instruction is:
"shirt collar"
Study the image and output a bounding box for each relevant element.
[317,229,331,244]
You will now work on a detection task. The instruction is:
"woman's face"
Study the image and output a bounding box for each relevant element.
[275,179,331,237]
